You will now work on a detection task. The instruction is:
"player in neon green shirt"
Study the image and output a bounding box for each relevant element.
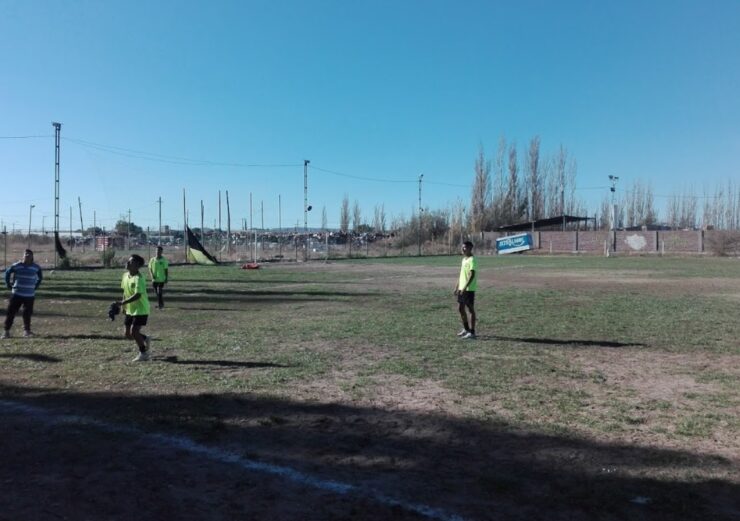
[148,246,169,309]
[453,241,477,339]
[117,254,152,361]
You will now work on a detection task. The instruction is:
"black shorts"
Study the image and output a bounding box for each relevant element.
[124,314,149,327]
[457,291,475,307]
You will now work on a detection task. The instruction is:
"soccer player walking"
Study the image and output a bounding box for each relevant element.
[454,241,477,340]
[2,249,43,339]
[148,246,169,309]
[117,254,152,361]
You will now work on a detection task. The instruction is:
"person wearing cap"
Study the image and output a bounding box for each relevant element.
[3,249,43,339]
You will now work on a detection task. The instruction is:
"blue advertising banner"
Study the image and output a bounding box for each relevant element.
[496,233,533,254]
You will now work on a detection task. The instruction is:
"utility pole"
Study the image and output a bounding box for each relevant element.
[304,159,311,260]
[561,181,566,231]
[200,200,204,243]
[78,197,85,252]
[93,211,96,251]
[218,190,222,261]
[609,175,619,252]
[278,194,282,257]
[53,122,61,268]
[226,190,231,255]
[27,204,35,248]
[418,173,424,256]
[127,209,132,251]
[2,225,6,270]
[157,196,162,245]
[182,189,187,262]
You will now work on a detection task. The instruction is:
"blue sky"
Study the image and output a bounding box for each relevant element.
[1,0,738,231]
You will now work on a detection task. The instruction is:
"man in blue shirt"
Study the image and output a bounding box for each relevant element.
[3,249,43,338]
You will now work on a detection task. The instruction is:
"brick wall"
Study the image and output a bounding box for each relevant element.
[484,229,738,255]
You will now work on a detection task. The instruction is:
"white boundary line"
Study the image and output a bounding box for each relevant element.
[0,399,467,521]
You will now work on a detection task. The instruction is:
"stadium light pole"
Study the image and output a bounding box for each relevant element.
[304,160,312,260]
[27,204,35,248]
[608,175,619,231]
[417,173,423,256]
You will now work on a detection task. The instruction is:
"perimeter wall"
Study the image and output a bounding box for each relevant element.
[481,230,740,255]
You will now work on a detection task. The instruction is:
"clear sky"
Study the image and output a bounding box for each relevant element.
[1,0,738,232]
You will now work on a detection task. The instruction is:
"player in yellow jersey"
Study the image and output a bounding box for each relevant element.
[453,241,477,339]
[148,246,169,309]
[117,254,152,361]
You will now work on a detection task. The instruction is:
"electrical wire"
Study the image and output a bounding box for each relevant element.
[63,137,302,168]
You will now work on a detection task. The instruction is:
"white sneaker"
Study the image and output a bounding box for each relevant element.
[462,331,477,340]
[133,350,150,362]
[456,329,469,337]
[1,330,10,339]
[23,330,34,338]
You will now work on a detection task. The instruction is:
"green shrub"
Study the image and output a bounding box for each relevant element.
[102,249,116,268]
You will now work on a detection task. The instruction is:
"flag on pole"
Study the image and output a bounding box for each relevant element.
[185,226,218,265]
[54,231,67,259]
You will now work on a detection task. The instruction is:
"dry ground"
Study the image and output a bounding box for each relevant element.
[1,257,739,520]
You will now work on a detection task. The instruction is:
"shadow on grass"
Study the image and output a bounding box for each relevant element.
[0,383,736,521]
[490,335,646,348]
[40,334,127,341]
[38,288,376,303]
[160,356,290,369]
[0,353,61,363]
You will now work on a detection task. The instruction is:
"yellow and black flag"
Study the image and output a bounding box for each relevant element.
[54,231,67,259]
[186,226,218,265]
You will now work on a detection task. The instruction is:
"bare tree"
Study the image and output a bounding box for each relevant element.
[525,136,543,220]
[470,144,491,233]
[373,204,386,233]
[505,143,521,224]
[599,196,611,230]
[352,200,362,232]
[490,136,508,226]
[340,194,350,233]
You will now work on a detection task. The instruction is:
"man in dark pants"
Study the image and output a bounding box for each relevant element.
[148,246,169,309]
[3,249,43,339]
[454,241,477,340]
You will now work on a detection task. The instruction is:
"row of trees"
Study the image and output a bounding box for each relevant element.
[469,137,587,232]
[597,179,740,230]
[36,139,739,240]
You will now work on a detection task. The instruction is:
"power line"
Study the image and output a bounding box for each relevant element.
[63,137,301,168]
[309,165,417,183]
[0,135,53,139]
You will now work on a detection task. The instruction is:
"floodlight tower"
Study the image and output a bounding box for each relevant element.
[303,159,312,260]
[52,122,61,267]
[608,175,619,231]
[418,173,424,256]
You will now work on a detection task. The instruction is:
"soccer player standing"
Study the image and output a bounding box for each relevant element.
[454,241,477,339]
[118,254,152,361]
[148,246,169,309]
[2,249,43,339]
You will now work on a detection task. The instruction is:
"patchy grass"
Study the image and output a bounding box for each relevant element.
[1,256,739,520]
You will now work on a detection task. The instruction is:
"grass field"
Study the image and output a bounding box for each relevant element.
[1,255,739,520]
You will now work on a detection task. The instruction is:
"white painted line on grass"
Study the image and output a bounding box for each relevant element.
[0,399,467,521]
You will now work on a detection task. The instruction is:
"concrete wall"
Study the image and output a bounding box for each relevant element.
[483,230,738,255]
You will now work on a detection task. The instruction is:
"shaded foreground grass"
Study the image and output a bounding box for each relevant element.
[1,256,739,520]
